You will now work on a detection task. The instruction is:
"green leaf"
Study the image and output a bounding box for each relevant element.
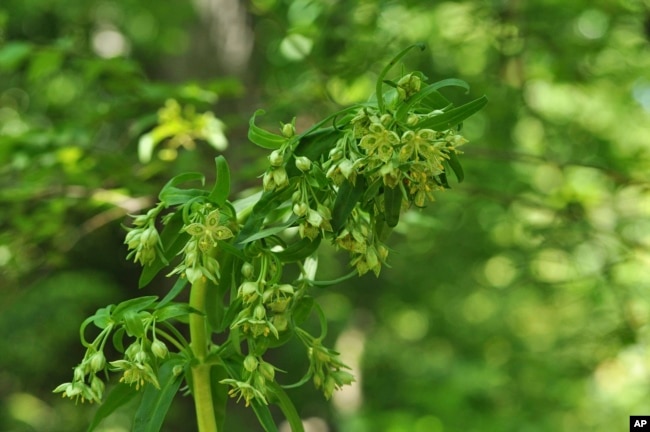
[112,296,158,320]
[446,151,464,183]
[158,172,207,206]
[112,327,126,353]
[133,359,184,432]
[250,399,279,432]
[248,109,287,149]
[291,296,314,326]
[123,310,146,337]
[268,382,305,432]
[208,156,230,206]
[376,43,426,112]
[236,188,293,243]
[331,177,366,232]
[383,185,403,228]
[395,78,469,121]
[237,215,297,244]
[211,365,229,432]
[289,127,340,177]
[276,236,322,262]
[417,95,488,131]
[154,303,194,322]
[87,383,139,432]
[156,278,188,309]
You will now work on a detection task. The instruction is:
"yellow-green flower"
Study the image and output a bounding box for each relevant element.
[184,209,233,252]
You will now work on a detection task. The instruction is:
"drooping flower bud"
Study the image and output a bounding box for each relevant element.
[151,339,168,359]
[269,150,284,167]
[295,156,311,172]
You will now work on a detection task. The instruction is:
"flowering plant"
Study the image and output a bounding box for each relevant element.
[55,44,486,432]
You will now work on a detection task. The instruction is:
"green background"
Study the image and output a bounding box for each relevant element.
[1,0,649,431]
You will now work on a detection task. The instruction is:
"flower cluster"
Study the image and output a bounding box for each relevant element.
[306,338,355,400]
[169,204,234,284]
[125,205,164,266]
[232,261,296,338]
[220,355,277,407]
[53,348,107,404]
[109,340,166,391]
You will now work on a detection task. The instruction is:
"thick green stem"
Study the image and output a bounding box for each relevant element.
[189,276,218,432]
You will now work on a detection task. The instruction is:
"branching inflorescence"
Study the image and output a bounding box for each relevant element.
[55,45,487,432]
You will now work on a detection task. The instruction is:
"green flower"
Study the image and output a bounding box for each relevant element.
[184,209,234,252]
[220,379,268,407]
[359,123,400,162]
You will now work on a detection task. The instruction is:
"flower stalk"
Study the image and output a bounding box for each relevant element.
[189,276,218,432]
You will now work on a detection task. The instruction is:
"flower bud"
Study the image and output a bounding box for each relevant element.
[262,171,274,191]
[272,313,288,331]
[241,262,254,279]
[151,339,168,359]
[135,350,148,364]
[272,167,288,188]
[239,281,259,303]
[293,202,308,217]
[243,355,259,372]
[269,150,284,167]
[281,123,295,138]
[328,148,343,161]
[125,229,142,249]
[173,365,184,376]
[406,113,419,126]
[259,361,275,382]
[306,209,323,227]
[74,366,85,382]
[89,351,106,372]
[90,375,105,399]
[254,304,266,320]
[295,156,311,172]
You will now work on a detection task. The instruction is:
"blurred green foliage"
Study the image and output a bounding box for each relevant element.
[1,0,649,431]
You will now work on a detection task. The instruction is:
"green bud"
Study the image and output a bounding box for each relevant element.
[293,202,308,217]
[173,365,184,376]
[89,351,106,372]
[151,339,168,359]
[135,350,148,364]
[73,366,85,382]
[295,156,311,172]
[254,304,267,320]
[328,148,343,161]
[272,313,288,331]
[272,167,288,188]
[324,376,336,399]
[406,113,419,126]
[259,361,275,382]
[269,150,284,167]
[281,122,295,138]
[90,375,105,399]
[239,281,259,303]
[243,355,259,372]
[306,209,323,227]
[241,262,254,279]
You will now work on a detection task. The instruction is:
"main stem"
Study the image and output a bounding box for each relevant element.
[189,276,218,432]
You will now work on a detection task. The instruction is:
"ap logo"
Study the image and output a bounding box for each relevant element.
[631,416,650,430]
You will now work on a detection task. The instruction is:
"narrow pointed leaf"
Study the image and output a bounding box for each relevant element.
[133,359,184,432]
[248,109,287,149]
[208,156,230,206]
[417,95,488,131]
